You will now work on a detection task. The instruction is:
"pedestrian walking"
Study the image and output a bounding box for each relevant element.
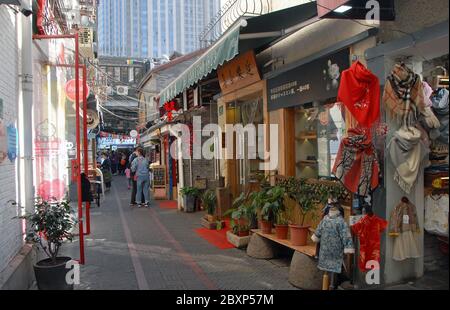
[125,166,131,190]
[101,152,112,190]
[131,148,151,208]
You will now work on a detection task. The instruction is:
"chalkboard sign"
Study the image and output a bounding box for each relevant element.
[153,165,166,187]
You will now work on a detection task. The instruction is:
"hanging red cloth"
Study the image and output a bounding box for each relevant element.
[337,61,380,128]
[352,215,388,271]
[164,101,177,122]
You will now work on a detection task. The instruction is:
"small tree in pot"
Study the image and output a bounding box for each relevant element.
[259,186,285,234]
[180,187,200,213]
[202,190,217,222]
[19,199,76,290]
[284,178,318,246]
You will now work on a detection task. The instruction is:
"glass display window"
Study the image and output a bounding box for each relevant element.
[294,99,346,179]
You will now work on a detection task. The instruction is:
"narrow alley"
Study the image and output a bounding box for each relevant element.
[61,176,295,290]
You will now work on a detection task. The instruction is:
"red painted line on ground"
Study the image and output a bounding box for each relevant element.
[113,185,150,290]
[149,207,218,290]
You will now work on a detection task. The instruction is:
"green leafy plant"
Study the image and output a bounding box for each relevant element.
[202,190,217,216]
[283,178,319,227]
[259,186,285,222]
[225,193,253,234]
[180,187,201,198]
[18,199,75,265]
[275,211,289,226]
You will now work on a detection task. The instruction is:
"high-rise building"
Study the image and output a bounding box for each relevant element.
[98,0,221,58]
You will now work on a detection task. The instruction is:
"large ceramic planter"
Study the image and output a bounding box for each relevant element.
[33,257,74,290]
[261,220,273,234]
[275,225,289,240]
[183,195,196,213]
[289,225,310,246]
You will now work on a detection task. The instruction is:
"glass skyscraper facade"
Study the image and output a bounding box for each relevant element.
[98,0,221,58]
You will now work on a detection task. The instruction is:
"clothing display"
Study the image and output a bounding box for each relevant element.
[387,126,430,194]
[312,210,354,273]
[423,82,434,108]
[352,214,388,271]
[430,88,449,144]
[337,61,380,128]
[332,128,380,196]
[424,194,449,238]
[383,63,425,126]
[389,199,421,261]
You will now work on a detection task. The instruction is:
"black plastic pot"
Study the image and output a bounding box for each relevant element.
[33,257,74,290]
[184,195,196,213]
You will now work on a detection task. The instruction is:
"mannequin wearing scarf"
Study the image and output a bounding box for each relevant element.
[332,128,380,196]
[389,198,421,261]
[337,61,380,128]
[387,126,430,194]
[383,63,426,127]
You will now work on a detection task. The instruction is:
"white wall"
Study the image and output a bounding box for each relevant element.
[0,7,23,274]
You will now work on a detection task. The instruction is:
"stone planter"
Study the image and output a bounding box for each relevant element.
[226,231,251,249]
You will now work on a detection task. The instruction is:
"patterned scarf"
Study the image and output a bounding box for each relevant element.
[383,63,425,126]
[332,128,380,196]
[387,127,429,194]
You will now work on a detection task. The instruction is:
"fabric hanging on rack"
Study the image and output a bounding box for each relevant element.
[332,128,380,196]
[430,88,449,143]
[387,126,430,194]
[311,210,354,273]
[383,63,425,126]
[419,81,440,133]
[389,199,421,261]
[425,194,449,237]
[337,61,380,128]
[352,214,388,271]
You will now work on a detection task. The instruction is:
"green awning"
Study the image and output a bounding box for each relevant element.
[158,21,246,105]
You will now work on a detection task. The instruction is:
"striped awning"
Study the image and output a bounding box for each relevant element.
[158,20,247,105]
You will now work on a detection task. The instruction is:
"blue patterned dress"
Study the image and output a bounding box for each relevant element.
[313,213,354,273]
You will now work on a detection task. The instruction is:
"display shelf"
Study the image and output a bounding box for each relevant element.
[296,132,318,140]
[296,160,318,166]
[251,229,316,257]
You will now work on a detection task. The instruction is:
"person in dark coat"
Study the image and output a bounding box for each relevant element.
[81,173,93,203]
[101,152,112,189]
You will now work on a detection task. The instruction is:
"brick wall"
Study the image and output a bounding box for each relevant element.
[0,7,23,273]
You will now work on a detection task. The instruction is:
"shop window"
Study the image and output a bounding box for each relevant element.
[295,99,345,179]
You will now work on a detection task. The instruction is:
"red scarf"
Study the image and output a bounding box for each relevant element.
[332,128,380,196]
[338,61,380,128]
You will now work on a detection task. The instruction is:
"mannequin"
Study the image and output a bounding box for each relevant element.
[312,203,354,289]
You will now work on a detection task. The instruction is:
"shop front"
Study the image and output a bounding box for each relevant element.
[217,50,267,198]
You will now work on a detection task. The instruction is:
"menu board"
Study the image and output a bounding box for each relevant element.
[153,166,166,187]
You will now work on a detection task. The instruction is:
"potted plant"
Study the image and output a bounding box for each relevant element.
[225,193,252,237]
[275,211,289,240]
[180,187,200,213]
[259,186,285,234]
[202,190,217,222]
[20,199,76,290]
[285,178,318,246]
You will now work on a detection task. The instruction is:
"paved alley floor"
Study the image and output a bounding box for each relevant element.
[62,176,297,290]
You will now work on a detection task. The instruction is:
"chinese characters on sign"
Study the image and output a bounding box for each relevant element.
[218,50,261,95]
[269,81,311,101]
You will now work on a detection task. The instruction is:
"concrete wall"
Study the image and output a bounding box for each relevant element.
[0,6,24,278]
[379,0,449,43]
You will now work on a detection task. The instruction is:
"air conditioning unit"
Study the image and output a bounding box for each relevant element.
[116,86,129,96]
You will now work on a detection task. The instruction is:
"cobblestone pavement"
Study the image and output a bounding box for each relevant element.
[60,176,297,290]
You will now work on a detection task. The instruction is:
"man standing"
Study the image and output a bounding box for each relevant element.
[131,148,151,208]
[129,147,144,206]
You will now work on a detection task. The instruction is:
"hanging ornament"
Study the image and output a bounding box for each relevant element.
[164,101,177,122]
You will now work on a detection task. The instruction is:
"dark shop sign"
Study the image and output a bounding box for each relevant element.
[268,48,350,111]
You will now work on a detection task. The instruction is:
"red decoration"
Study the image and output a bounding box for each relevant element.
[164,101,177,122]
